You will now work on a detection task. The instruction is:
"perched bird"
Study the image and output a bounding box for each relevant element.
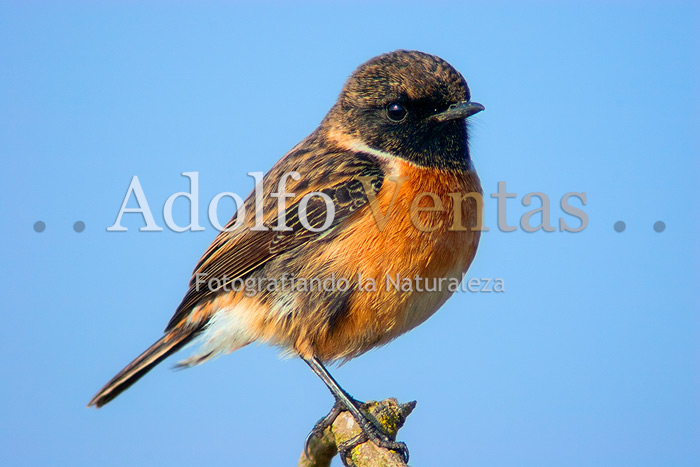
[88,50,484,462]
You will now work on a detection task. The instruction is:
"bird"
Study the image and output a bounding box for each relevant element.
[88,49,484,462]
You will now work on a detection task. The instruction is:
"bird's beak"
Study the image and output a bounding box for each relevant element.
[431,101,485,122]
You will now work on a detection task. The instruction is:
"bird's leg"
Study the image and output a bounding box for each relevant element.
[302,355,409,463]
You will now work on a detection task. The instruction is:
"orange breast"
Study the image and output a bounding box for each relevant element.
[308,158,482,361]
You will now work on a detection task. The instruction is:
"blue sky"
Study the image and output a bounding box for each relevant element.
[1,2,698,466]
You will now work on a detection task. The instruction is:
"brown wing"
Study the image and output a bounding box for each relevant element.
[164,144,384,332]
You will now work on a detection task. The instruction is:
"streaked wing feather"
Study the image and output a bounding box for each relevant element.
[164,152,384,331]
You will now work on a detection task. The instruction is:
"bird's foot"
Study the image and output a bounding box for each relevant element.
[304,398,347,456]
[304,396,409,464]
[337,409,409,464]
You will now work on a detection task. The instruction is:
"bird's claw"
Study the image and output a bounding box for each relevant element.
[343,418,409,464]
[305,397,409,464]
[338,435,409,464]
[304,399,345,458]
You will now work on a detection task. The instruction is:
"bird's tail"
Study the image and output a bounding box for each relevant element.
[87,328,197,408]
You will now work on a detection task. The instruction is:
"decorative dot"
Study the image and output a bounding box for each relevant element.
[614,221,626,232]
[73,221,85,233]
[33,221,46,233]
[653,221,665,233]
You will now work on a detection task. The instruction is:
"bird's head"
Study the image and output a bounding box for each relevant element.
[323,50,484,170]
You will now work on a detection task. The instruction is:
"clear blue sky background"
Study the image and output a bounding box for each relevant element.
[1,2,698,466]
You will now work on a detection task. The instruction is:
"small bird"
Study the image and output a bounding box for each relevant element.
[88,50,484,462]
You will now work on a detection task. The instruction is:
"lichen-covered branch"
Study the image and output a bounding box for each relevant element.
[299,398,416,467]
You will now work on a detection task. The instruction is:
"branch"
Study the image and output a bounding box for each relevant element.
[299,398,416,467]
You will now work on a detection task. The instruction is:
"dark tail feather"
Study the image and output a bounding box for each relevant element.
[87,329,196,408]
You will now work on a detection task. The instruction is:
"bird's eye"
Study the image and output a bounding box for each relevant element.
[386,103,407,122]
